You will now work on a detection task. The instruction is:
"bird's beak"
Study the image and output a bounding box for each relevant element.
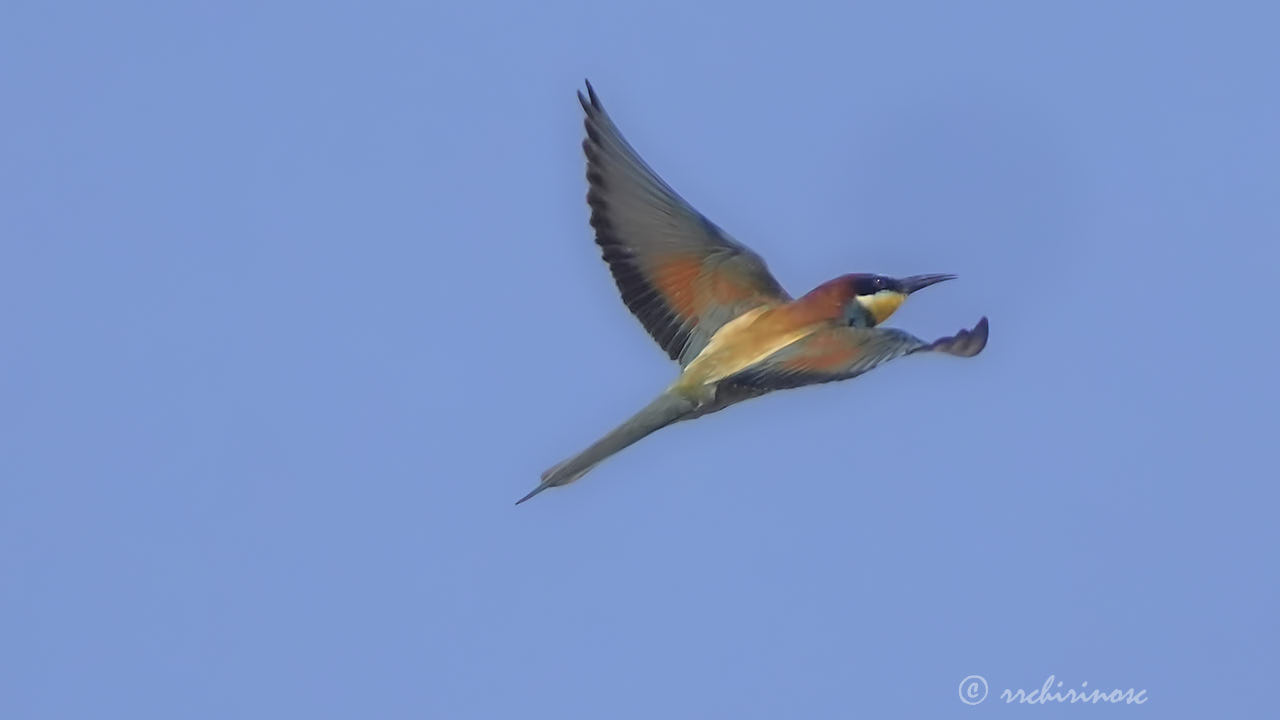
[899,274,956,294]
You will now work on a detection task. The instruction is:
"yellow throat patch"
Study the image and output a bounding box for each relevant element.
[857,290,906,325]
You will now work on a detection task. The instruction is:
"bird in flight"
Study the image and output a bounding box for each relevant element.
[516,82,988,505]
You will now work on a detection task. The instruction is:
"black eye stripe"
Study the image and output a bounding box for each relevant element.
[853,275,895,295]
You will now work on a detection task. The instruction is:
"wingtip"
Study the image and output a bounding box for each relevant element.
[578,79,602,116]
[584,79,600,108]
[927,315,989,357]
[965,316,990,356]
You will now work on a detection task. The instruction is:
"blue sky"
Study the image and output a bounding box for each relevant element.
[2,1,1277,717]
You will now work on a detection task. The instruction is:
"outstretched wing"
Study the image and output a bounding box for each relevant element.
[579,81,791,366]
[725,317,989,391]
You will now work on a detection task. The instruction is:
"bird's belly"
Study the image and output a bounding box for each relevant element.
[678,308,819,388]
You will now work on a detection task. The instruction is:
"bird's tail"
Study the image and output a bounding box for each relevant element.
[516,392,696,505]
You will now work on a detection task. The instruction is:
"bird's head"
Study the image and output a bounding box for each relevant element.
[842,273,955,327]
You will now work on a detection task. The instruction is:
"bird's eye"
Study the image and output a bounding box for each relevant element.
[854,275,891,296]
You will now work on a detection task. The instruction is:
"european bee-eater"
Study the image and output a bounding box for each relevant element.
[516,82,988,505]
